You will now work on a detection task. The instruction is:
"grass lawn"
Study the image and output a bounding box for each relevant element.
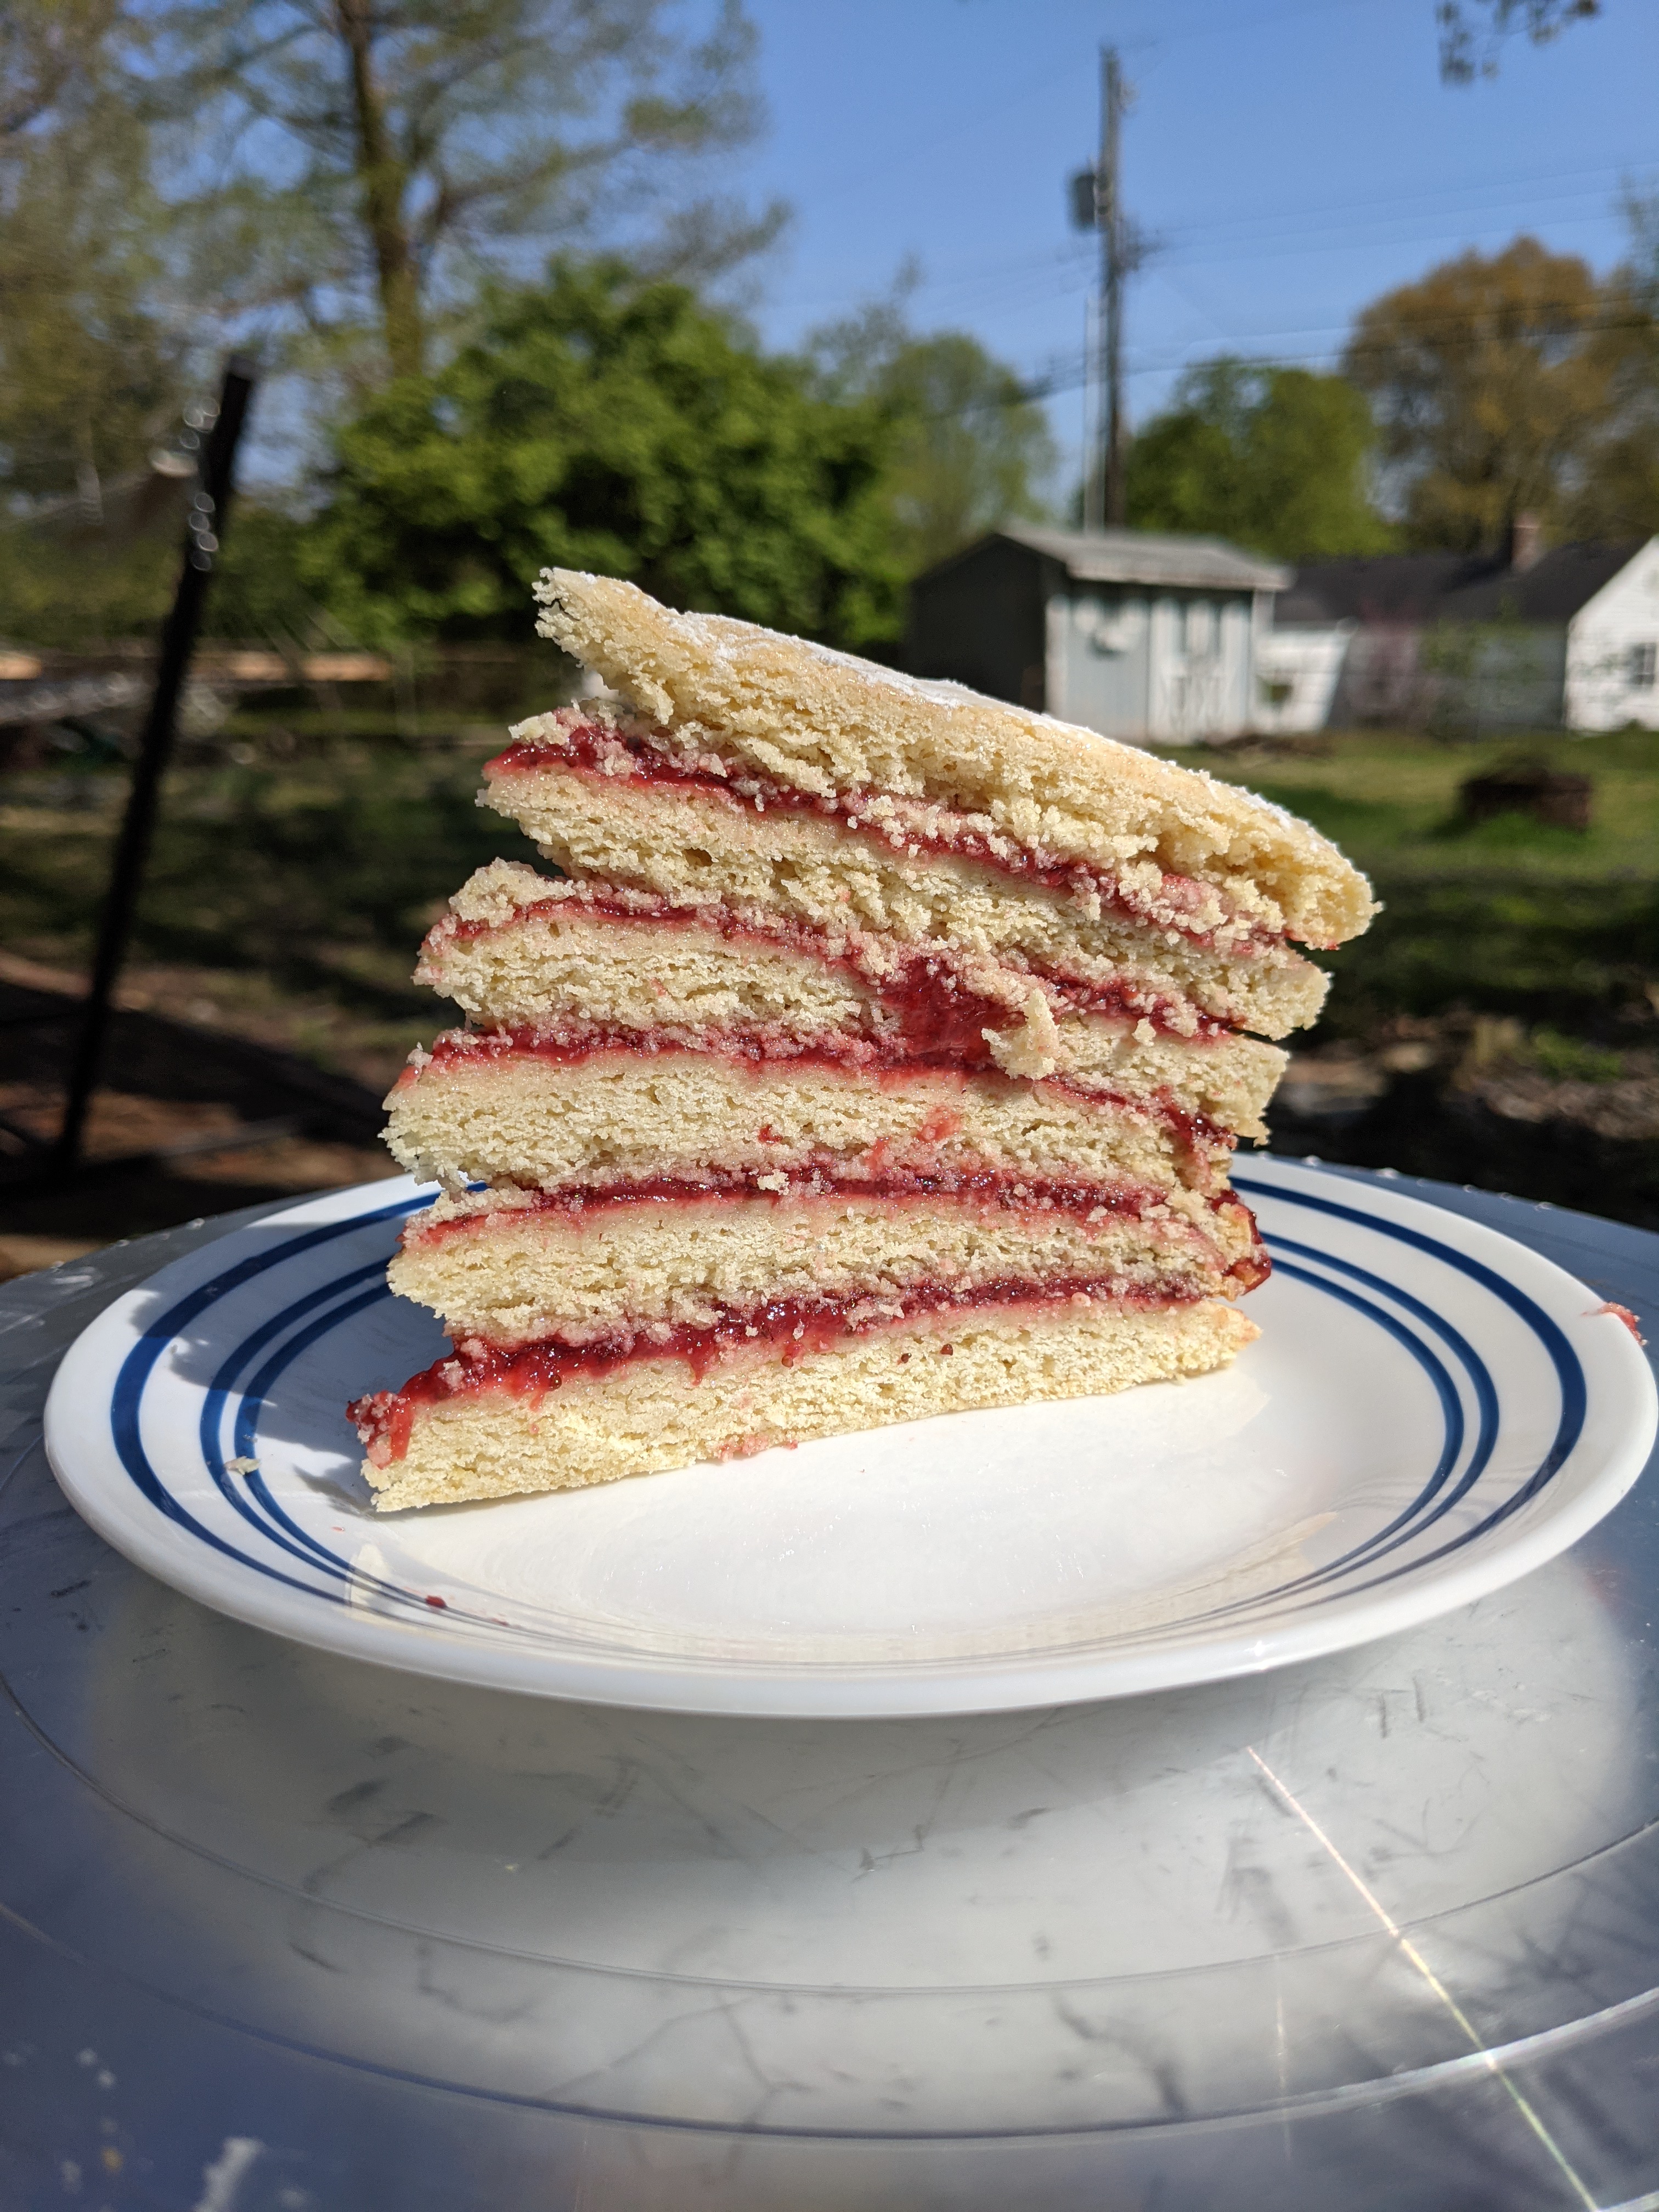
[1176,729,1659,1042]
[0,721,546,1092]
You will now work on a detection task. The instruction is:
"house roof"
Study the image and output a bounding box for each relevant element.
[921,523,1291,594]
[1278,540,1649,628]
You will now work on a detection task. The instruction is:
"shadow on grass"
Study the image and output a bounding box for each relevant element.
[1271,1069,1659,1233]
[1313,874,1659,1041]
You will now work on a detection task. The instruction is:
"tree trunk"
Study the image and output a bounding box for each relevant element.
[333,0,422,377]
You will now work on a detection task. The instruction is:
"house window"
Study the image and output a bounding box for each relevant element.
[1630,642,1657,690]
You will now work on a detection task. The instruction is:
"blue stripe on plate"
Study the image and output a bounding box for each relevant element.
[1262,1231,1500,1561]
[207,1254,1472,1642]
[107,1173,1591,1653]
[111,1198,432,1610]
[1235,1173,1586,1597]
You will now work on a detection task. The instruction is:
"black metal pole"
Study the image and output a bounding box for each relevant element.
[50,353,257,1173]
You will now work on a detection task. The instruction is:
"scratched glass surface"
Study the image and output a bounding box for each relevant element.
[5,1183,1659,2211]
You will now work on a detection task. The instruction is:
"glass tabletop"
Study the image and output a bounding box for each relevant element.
[3,1164,1657,2211]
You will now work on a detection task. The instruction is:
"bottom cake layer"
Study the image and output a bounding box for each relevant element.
[352,1296,1257,1511]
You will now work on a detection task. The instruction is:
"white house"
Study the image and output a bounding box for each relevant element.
[1565,535,1659,728]
[906,524,1289,745]
[1253,620,1355,736]
[1259,529,1659,735]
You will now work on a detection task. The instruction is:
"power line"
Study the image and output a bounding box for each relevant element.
[932,296,1658,422]
[1155,155,1656,246]
[1164,194,1653,268]
[774,155,1657,330]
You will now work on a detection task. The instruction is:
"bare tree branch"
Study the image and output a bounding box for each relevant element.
[0,0,122,137]
[1437,0,1599,86]
[126,0,773,379]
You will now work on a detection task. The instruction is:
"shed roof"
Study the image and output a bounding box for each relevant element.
[1279,540,1649,628]
[921,524,1291,594]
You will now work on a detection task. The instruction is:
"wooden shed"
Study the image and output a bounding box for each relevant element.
[905,523,1290,745]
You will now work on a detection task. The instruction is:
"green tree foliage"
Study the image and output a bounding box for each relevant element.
[1560,194,1659,540]
[204,505,329,645]
[301,260,904,650]
[0,0,785,644]
[137,0,780,383]
[0,2,183,502]
[809,296,1055,573]
[1125,358,1390,558]
[1342,238,1644,551]
[0,1,191,640]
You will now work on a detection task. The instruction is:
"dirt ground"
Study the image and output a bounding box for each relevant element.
[0,964,399,1283]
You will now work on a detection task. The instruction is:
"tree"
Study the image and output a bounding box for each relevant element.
[1343,238,1633,552]
[301,259,905,650]
[0,4,184,506]
[133,0,781,384]
[1,0,123,137]
[809,295,1055,573]
[1436,0,1599,83]
[0,2,192,641]
[1562,194,1659,540]
[1125,358,1390,558]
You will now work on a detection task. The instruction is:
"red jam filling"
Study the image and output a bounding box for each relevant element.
[484,721,1288,959]
[348,1271,1263,1468]
[429,883,1232,1049]
[403,1165,1260,1241]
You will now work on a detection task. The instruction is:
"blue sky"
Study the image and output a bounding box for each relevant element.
[731,0,1658,493]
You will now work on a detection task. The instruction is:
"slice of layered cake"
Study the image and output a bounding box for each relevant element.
[349,573,1374,1510]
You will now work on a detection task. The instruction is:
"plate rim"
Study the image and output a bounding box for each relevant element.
[41,1161,1658,1717]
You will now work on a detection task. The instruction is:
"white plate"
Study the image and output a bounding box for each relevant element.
[42,1159,1656,1717]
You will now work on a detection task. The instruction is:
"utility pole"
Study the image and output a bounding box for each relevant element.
[1100,46,1126,527]
[1073,46,1130,531]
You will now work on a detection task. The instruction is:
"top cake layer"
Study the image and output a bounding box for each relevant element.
[533,568,1376,949]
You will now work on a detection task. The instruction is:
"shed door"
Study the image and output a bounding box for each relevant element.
[1051,591,1151,740]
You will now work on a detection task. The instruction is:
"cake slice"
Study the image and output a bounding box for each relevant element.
[351,572,1374,1510]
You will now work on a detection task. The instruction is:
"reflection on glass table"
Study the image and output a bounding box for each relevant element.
[2,1166,1657,2210]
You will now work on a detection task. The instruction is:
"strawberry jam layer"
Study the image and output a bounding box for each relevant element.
[487,716,1290,958]
[402,1166,1265,1251]
[410,1029,1232,1170]
[426,881,1233,1048]
[349,1274,1243,1467]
